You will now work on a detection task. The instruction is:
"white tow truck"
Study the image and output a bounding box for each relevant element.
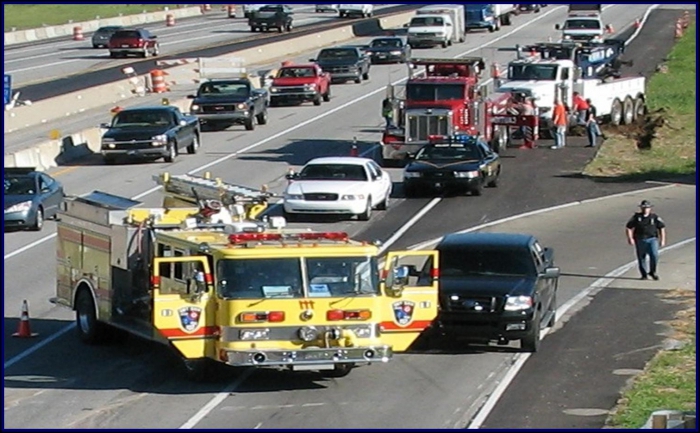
[495,50,646,134]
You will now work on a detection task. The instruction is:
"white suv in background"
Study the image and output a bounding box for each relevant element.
[338,4,374,18]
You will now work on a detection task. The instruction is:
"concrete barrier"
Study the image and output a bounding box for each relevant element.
[4,11,415,135]
[4,6,205,46]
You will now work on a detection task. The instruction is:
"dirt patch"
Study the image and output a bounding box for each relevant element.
[604,109,667,150]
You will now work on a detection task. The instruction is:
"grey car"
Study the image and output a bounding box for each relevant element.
[92,26,123,48]
[4,168,65,231]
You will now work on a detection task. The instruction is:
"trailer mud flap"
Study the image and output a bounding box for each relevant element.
[152,256,217,359]
[379,250,439,352]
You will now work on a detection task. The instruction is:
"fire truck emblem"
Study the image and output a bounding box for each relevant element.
[178,306,202,333]
[392,301,415,326]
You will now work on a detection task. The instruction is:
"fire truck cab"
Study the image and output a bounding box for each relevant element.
[380,57,513,164]
[51,173,439,380]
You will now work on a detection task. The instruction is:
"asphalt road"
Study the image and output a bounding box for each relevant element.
[3,4,401,91]
[4,4,686,429]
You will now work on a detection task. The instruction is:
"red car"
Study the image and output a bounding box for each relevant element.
[108,28,160,58]
[269,64,331,106]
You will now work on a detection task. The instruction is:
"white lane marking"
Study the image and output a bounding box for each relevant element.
[466,236,697,429]
[624,4,661,47]
[378,198,442,254]
[4,323,75,369]
[4,4,566,262]
[179,369,255,429]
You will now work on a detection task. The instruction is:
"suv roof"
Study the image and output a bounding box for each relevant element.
[438,232,534,249]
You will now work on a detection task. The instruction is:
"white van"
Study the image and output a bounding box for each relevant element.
[415,5,465,42]
[408,5,466,48]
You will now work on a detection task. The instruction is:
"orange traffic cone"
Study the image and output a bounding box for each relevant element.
[12,300,38,338]
[350,144,359,157]
[634,19,641,29]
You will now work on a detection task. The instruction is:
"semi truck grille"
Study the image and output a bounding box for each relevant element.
[407,114,451,142]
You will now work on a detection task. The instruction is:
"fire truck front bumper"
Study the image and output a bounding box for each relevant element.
[223,345,393,368]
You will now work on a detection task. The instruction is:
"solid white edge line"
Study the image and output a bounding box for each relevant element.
[466,236,696,429]
[379,198,442,255]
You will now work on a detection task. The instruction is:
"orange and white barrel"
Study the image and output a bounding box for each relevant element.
[150,69,168,93]
[73,26,84,41]
[166,14,175,26]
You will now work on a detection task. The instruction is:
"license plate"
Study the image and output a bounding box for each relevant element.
[292,364,335,371]
[214,106,224,110]
[122,44,130,48]
[127,150,137,156]
[434,182,442,188]
[378,54,387,57]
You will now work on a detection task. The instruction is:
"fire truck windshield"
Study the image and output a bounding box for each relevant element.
[217,257,379,299]
[508,64,558,81]
[406,83,464,101]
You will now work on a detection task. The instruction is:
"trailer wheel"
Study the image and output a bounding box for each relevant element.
[622,97,635,125]
[610,99,623,126]
[633,97,647,121]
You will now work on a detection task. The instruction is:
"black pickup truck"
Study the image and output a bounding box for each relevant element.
[188,79,269,131]
[249,4,294,33]
[100,106,200,164]
[311,46,371,84]
[420,232,559,353]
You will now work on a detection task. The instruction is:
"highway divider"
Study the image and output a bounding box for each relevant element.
[4,12,416,172]
[4,6,204,46]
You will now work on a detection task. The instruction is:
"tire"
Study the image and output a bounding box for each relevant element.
[521,313,541,353]
[244,115,255,131]
[322,363,354,378]
[322,87,331,102]
[377,191,390,210]
[93,43,100,49]
[547,294,557,328]
[487,168,500,187]
[362,70,370,80]
[503,14,511,25]
[76,289,107,345]
[358,199,372,221]
[109,52,117,58]
[441,40,448,48]
[142,48,150,58]
[471,184,483,196]
[153,44,160,56]
[183,358,214,383]
[633,97,646,121]
[354,77,362,84]
[256,109,268,125]
[31,207,44,231]
[313,94,322,106]
[278,26,284,33]
[490,126,507,154]
[286,23,293,32]
[488,25,495,33]
[164,142,177,163]
[187,133,200,154]
[610,99,623,126]
[622,97,635,125]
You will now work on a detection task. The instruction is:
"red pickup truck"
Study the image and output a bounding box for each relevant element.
[269,64,331,106]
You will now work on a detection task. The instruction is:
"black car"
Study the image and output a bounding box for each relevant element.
[430,232,559,352]
[249,4,294,32]
[188,79,269,130]
[366,36,411,64]
[403,135,501,197]
[91,25,123,48]
[311,46,370,84]
[100,106,200,164]
[4,168,65,231]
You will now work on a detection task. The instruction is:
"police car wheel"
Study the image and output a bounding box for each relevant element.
[358,200,372,221]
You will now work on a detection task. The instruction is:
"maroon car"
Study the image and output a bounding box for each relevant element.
[108,28,159,58]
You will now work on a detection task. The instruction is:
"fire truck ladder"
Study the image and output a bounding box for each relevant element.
[153,172,275,220]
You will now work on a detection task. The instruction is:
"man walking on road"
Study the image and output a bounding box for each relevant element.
[626,200,666,280]
[584,98,604,147]
[551,97,567,149]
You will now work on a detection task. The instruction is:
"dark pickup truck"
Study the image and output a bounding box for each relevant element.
[188,79,269,131]
[100,106,200,164]
[414,232,559,353]
[249,4,294,33]
[311,46,371,84]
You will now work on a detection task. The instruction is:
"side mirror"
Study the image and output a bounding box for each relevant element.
[388,265,411,295]
[179,120,187,127]
[403,23,409,28]
[100,123,110,129]
[605,24,613,33]
[285,171,298,180]
[41,188,51,194]
[186,94,195,99]
[542,266,560,279]
[151,35,158,39]
[554,24,561,30]
[308,58,316,62]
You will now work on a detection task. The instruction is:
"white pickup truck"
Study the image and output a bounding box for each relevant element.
[338,4,374,18]
[555,4,612,42]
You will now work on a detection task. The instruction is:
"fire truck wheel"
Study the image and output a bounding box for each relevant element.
[183,358,214,382]
[76,289,107,345]
[322,363,355,378]
[358,199,372,221]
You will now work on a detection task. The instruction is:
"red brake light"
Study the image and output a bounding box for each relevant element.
[151,275,161,287]
[138,38,144,46]
[327,310,344,321]
[268,311,285,322]
[204,273,213,284]
[431,267,440,278]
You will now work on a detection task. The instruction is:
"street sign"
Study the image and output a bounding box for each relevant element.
[4,74,11,106]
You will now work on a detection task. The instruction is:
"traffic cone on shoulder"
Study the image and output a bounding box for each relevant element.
[12,300,38,338]
[634,19,641,29]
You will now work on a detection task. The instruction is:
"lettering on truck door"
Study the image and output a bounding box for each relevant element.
[379,250,439,352]
[152,247,217,360]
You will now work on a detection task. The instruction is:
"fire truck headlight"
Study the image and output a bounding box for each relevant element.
[298,326,319,342]
[454,170,480,179]
[404,171,421,179]
[239,329,270,340]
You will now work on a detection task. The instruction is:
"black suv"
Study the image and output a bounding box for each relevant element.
[430,232,559,352]
[311,46,370,84]
[249,4,294,33]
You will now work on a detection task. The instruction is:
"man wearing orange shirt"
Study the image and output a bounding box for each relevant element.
[551,97,567,149]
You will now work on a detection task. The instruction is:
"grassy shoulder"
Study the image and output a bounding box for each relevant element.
[4,4,182,31]
[582,23,696,181]
[607,289,696,428]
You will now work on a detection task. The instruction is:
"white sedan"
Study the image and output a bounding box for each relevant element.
[283,157,392,221]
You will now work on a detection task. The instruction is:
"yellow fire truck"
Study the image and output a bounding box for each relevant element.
[51,173,439,380]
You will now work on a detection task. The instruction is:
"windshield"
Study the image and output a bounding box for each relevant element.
[563,19,602,30]
[216,257,379,299]
[410,17,444,27]
[4,176,36,195]
[299,164,368,181]
[318,49,357,60]
[441,247,536,277]
[198,82,250,97]
[415,143,481,161]
[260,6,282,12]
[370,38,401,48]
[508,64,558,80]
[278,67,316,78]
[112,110,172,127]
[406,83,464,101]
